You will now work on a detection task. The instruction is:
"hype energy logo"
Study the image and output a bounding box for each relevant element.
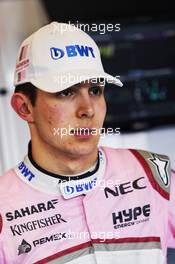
[50,45,95,60]
[60,176,98,199]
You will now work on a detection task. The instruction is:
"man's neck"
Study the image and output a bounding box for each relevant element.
[29,140,98,176]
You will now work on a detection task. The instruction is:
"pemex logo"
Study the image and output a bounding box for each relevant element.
[18,239,32,255]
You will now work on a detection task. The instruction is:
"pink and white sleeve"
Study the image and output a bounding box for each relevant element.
[167,170,175,248]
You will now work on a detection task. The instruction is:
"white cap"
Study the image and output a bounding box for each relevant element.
[14,22,123,92]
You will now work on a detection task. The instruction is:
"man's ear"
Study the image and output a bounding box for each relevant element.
[11,93,34,123]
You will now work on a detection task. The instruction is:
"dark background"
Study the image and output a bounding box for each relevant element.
[41,3,175,261]
[42,0,174,23]
[42,0,175,132]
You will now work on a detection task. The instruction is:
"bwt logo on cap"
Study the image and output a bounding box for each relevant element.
[50,45,95,60]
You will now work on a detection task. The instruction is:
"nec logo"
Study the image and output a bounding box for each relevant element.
[50,45,95,60]
[104,177,147,199]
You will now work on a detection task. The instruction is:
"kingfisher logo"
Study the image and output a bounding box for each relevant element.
[50,45,95,60]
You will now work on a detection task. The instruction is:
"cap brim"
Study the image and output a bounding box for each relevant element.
[30,69,123,93]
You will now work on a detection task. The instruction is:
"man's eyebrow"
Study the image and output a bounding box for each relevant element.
[53,81,104,96]
[53,85,78,96]
[72,79,105,88]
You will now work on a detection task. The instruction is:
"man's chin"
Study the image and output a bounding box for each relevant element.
[70,140,99,158]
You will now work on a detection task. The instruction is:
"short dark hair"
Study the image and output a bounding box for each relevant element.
[14,82,38,106]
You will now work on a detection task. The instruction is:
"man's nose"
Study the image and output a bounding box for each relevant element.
[76,95,95,119]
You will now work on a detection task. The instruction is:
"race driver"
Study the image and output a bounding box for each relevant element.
[0,22,175,264]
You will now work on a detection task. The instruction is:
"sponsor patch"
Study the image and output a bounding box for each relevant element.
[50,45,95,60]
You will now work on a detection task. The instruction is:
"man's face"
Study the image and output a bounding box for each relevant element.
[31,80,106,158]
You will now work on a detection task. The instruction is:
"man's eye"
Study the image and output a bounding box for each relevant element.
[89,86,103,96]
[58,88,73,97]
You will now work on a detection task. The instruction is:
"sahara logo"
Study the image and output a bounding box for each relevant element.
[6,199,58,221]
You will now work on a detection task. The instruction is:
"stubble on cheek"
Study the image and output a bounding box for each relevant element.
[47,104,70,139]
